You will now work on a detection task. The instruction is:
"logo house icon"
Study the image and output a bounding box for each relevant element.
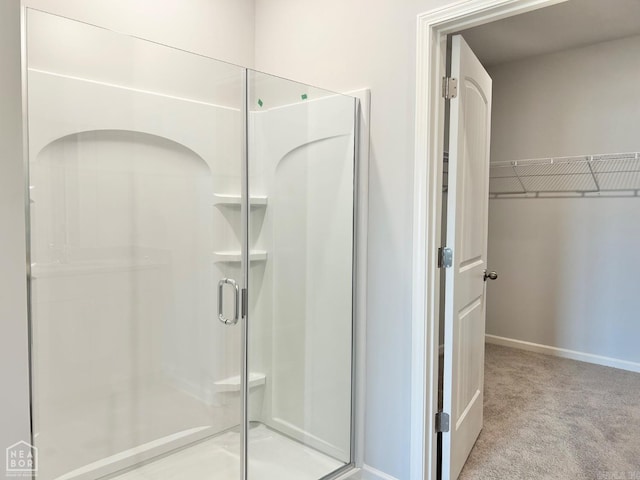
[6,441,38,475]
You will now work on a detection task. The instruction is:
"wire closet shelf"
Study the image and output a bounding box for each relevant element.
[489,152,640,198]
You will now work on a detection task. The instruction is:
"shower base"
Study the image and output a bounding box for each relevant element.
[111,424,344,480]
[36,378,345,480]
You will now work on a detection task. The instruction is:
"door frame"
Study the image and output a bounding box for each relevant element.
[410,1,569,479]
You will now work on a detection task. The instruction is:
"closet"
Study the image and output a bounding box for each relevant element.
[465,4,640,374]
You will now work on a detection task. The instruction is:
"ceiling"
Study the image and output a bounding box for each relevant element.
[459,0,640,66]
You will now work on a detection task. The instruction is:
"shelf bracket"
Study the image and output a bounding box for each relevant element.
[511,161,527,194]
[586,156,601,192]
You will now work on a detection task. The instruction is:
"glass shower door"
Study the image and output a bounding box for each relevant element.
[26,9,246,479]
[246,71,357,480]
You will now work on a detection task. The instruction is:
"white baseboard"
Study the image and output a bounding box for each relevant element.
[486,334,640,374]
[360,465,400,480]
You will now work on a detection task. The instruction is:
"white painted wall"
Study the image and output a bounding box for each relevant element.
[488,198,640,364]
[254,1,454,477]
[486,35,640,365]
[488,34,640,162]
[0,2,32,478]
[22,0,255,67]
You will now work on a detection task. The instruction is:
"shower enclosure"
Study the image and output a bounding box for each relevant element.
[25,9,358,480]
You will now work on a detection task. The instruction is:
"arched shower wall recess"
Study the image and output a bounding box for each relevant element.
[30,129,215,269]
[28,127,232,437]
[27,69,234,167]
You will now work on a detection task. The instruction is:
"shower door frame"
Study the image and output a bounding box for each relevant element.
[240,69,250,480]
[239,78,368,480]
[20,8,368,479]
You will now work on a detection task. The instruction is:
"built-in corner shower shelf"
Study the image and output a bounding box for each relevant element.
[489,152,640,197]
[213,372,266,393]
[213,251,268,263]
[213,193,268,207]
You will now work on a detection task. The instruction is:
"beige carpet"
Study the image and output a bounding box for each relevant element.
[458,344,640,480]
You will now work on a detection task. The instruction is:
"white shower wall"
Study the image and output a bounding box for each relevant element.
[249,93,355,461]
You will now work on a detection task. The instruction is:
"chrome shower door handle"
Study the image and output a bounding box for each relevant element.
[218,278,239,325]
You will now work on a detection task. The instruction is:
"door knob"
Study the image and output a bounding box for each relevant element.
[484,270,498,281]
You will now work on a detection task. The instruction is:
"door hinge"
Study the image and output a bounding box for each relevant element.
[435,412,450,433]
[442,77,458,99]
[241,288,248,319]
[438,247,453,269]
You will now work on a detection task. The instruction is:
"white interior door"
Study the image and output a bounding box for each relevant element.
[442,34,492,480]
